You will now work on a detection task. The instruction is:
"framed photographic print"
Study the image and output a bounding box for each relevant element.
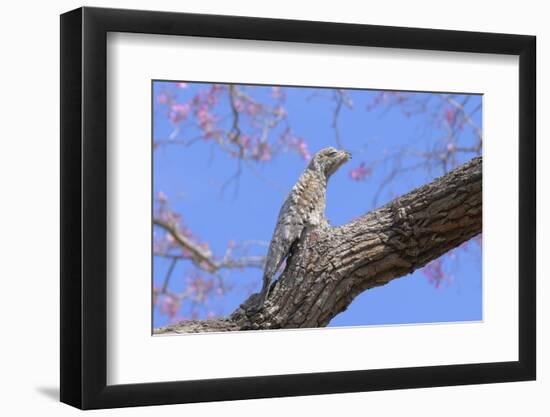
[60,6,536,409]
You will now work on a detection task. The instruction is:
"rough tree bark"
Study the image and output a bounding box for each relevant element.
[155,156,482,334]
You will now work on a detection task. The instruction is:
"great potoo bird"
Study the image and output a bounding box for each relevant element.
[255,147,352,310]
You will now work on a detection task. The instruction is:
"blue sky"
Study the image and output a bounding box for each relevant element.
[152,81,482,329]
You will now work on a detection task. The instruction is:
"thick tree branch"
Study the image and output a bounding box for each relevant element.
[156,156,482,334]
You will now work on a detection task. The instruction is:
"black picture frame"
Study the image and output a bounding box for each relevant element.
[60,6,536,410]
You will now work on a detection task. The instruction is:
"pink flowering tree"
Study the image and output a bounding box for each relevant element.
[153,82,482,331]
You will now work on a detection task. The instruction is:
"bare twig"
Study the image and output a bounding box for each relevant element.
[153,218,265,273]
[160,257,178,294]
[439,94,483,141]
[153,218,218,272]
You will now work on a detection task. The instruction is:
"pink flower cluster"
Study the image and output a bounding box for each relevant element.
[366,91,406,112]
[348,162,372,181]
[157,92,171,105]
[169,103,191,123]
[156,191,168,204]
[441,106,467,132]
[157,91,191,124]
[231,92,266,127]
[186,275,215,303]
[251,141,272,162]
[195,105,219,138]
[160,295,180,318]
[233,99,244,113]
[245,102,261,117]
[235,135,273,162]
[422,259,450,289]
[285,136,311,161]
[444,107,457,125]
[271,86,286,100]
[273,105,286,118]
[189,85,225,138]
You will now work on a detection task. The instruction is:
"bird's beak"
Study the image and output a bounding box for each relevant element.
[343,150,352,160]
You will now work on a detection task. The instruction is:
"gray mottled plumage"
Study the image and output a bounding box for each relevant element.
[255,147,351,310]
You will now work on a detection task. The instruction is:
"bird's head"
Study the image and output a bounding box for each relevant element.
[308,147,352,178]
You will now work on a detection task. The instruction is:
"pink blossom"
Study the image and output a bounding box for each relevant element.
[300,146,311,161]
[199,242,212,258]
[444,107,457,125]
[348,162,372,181]
[156,191,168,204]
[273,105,287,118]
[246,103,261,117]
[285,137,311,161]
[152,287,159,306]
[240,135,252,147]
[271,86,286,100]
[177,82,188,89]
[157,92,170,105]
[234,99,244,112]
[254,142,272,162]
[158,207,182,226]
[366,91,398,111]
[169,103,191,123]
[422,259,450,289]
[203,85,223,106]
[187,275,215,303]
[196,106,216,131]
[160,295,180,318]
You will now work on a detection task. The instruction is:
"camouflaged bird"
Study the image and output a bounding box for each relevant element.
[255,147,352,310]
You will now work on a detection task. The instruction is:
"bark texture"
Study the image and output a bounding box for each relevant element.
[155,156,482,334]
